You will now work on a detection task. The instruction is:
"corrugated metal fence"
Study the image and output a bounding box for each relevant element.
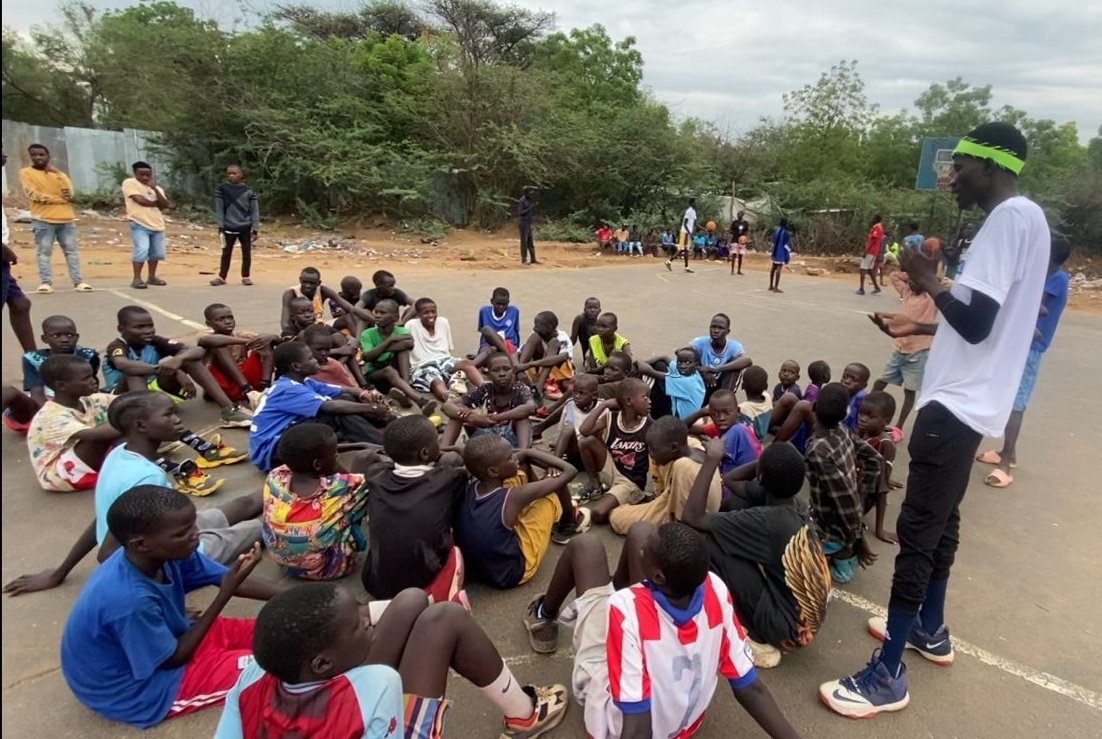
[2,120,192,197]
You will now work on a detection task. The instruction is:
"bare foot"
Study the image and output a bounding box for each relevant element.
[876,530,899,545]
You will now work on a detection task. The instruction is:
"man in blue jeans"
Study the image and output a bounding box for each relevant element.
[121,161,172,289]
[821,122,1050,718]
[19,144,92,294]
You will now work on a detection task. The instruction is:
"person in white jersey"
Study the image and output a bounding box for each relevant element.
[819,122,1049,718]
[666,197,697,273]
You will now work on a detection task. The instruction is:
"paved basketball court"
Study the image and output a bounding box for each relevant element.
[3,261,1100,737]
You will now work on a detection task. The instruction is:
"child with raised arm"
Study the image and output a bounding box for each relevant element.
[104,306,252,428]
[772,359,802,401]
[607,416,723,534]
[805,383,881,584]
[516,310,574,401]
[2,314,100,432]
[199,302,277,404]
[361,415,470,602]
[404,296,483,401]
[216,584,569,739]
[249,342,389,471]
[570,297,602,361]
[262,423,374,581]
[282,267,372,336]
[576,378,652,522]
[871,269,937,429]
[857,391,901,544]
[60,487,279,728]
[635,347,705,421]
[682,439,830,667]
[210,165,259,286]
[328,275,363,335]
[442,351,537,449]
[457,436,590,588]
[585,312,631,373]
[521,524,801,739]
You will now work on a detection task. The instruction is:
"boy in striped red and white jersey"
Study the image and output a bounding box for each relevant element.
[522,522,800,738]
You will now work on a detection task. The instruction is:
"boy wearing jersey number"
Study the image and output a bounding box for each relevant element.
[522,523,800,738]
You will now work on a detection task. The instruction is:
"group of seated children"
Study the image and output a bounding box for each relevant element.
[3,266,923,739]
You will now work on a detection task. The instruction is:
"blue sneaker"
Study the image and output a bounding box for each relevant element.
[819,650,909,719]
[868,616,955,665]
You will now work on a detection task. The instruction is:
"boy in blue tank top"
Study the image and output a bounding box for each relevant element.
[455,435,590,589]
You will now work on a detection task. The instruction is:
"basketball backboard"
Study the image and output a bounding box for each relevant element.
[915,137,960,191]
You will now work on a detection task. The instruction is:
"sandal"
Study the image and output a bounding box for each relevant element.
[73,282,93,292]
[976,450,1016,468]
[147,277,167,286]
[131,279,148,289]
[984,469,1014,488]
[209,276,226,286]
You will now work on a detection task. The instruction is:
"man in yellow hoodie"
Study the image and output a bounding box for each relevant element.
[19,144,92,293]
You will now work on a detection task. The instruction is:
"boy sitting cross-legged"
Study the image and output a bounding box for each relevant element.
[199,303,278,405]
[404,296,484,402]
[262,423,373,581]
[60,486,281,728]
[215,584,570,739]
[104,305,252,428]
[441,350,537,449]
[521,524,801,738]
[516,310,575,402]
[456,435,590,589]
[576,378,653,523]
[359,298,434,411]
[361,415,470,603]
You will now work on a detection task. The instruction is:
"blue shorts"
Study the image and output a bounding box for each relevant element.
[877,349,929,392]
[129,222,166,262]
[1013,349,1044,412]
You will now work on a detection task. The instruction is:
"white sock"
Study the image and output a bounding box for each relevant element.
[479,665,534,720]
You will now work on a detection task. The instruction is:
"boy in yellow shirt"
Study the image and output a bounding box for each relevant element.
[19,144,91,293]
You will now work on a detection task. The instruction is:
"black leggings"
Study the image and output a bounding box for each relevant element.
[218,229,253,279]
[888,402,981,615]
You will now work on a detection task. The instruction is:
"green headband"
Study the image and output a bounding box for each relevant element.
[953,137,1025,175]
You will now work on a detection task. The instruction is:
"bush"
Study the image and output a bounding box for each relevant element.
[535,220,595,243]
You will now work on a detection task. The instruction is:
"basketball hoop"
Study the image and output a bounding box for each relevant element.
[933,149,955,191]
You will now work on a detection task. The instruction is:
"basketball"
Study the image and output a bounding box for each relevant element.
[922,237,942,259]
[706,220,716,232]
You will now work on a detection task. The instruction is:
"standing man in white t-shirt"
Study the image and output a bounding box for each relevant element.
[665,197,696,273]
[821,122,1049,718]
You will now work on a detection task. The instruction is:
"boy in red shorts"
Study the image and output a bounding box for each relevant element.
[199,303,278,404]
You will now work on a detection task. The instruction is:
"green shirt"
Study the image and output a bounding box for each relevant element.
[359,325,410,369]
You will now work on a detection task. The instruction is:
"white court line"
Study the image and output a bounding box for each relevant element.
[106,288,206,330]
[830,588,1102,712]
[499,590,1102,713]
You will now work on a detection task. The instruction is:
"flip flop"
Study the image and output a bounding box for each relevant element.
[984,469,1014,488]
[976,450,1016,468]
[147,277,167,286]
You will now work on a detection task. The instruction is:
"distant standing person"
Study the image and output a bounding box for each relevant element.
[518,186,539,265]
[901,222,925,252]
[665,197,696,273]
[121,161,172,290]
[210,165,259,287]
[768,219,791,293]
[730,210,749,275]
[19,144,92,293]
[856,215,883,295]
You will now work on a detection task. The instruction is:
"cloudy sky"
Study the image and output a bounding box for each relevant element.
[5,0,1101,140]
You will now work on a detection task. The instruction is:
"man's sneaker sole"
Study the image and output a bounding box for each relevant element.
[818,685,910,719]
[500,684,568,738]
[195,450,248,469]
[176,477,224,497]
[867,616,954,666]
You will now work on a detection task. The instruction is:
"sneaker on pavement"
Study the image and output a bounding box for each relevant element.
[867,616,954,665]
[855,288,866,295]
[219,405,252,428]
[174,464,224,497]
[195,433,248,469]
[748,639,782,668]
[684,267,694,273]
[872,287,882,294]
[664,258,672,271]
[551,507,592,545]
[819,650,909,719]
[501,684,568,738]
[522,595,559,654]
[574,482,606,504]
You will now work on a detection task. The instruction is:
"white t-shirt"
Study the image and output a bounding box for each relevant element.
[681,206,697,235]
[918,196,1049,436]
[562,397,597,439]
[404,316,454,367]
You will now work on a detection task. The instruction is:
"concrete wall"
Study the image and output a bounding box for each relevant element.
[2,120,187,198]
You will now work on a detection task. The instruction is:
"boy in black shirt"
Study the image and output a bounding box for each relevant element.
[682,438,831,668]
[211,165,259,286]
